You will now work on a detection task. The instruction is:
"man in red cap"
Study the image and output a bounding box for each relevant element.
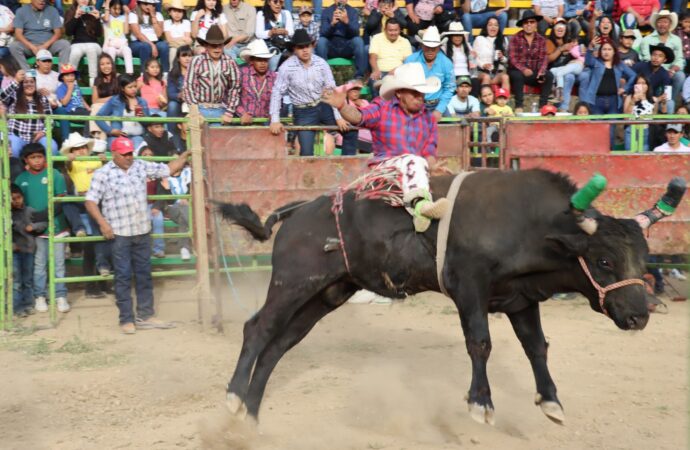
[85,137,190,334]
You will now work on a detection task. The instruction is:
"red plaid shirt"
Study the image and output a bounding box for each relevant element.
[508,31,549,75]
[359,97,437,161]
[235,66,276,118]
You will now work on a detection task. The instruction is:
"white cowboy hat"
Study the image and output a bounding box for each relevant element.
[651,10,678,33]
[415,26,445,48]
[59,132,94,155]
[240,39,278,63]
[379,62,441,101]
[440,22,469,38]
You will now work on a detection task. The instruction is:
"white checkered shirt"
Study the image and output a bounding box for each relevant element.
[86,160,170,237]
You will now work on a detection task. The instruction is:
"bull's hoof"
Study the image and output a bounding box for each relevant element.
[534,393,565,425]
[226,392,245,416]
[468,402,495,426]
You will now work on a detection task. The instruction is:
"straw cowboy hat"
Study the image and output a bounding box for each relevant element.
[197,24,232,46]
[165,0,185,11]
[379,62,441,100]
[441,22,469,39]
[60,132,94,155]
[415,26,445,48]
[651,10,678,33]
[240,39,278,62]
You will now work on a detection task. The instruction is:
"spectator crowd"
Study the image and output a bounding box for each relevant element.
[5,0,690,328]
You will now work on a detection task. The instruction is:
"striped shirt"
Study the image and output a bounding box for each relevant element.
[0,80,52,143]
[269,54,341,122]
[86,160,170,237]
[183,53,241,116]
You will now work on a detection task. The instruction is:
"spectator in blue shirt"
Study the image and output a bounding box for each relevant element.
[404,26,455,118]
[315,0,367,78]
[55,63,90,140]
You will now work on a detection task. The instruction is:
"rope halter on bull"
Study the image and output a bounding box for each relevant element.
[571,174,687,317]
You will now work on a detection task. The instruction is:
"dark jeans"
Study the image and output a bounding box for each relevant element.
[315,36,367,78]
[112,234,155,325]
[62,201,86,234]
[508,69,555,108]
[12,251,34,312]
[167,99,182,135]
[592,94,620,148]
[54,106,89,141]
[130,40,170,72]
[293,102,358,156]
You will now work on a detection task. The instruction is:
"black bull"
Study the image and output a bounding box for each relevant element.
[217,169,664,426]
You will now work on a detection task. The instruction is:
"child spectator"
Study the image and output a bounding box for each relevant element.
[0,69,59,157]
[330,80,371,154]
[164,0,192,68]
[137,58,167,115]
[102,0,134,75]
[295,6,320,42]
[191,0,229,53]
[158,163,192,260]
[167,45,192,134]
[236,39,277,124]
[492,87,514,116]
[138,145,167,258]
[540,103,558,115]
[441,22,475,77]
[96,73,150,148]
[0,2,14,59]
[572,100,591,114]
[55,64,91,139]
[129,0,170,73]
[65,0,104,85]
[137,114,182,156]
[447,75,480,117]
[14,143,70,313]
[11,183,45,317]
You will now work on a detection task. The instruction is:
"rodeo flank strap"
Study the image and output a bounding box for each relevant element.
[331,187,352,275]
[436,172,472,298]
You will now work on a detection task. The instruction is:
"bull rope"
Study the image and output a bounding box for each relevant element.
[331,187,352,275]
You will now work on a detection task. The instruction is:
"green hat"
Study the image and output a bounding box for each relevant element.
[456,75,472,86]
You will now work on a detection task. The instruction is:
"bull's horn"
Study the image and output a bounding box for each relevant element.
[635,177,687,230]
[571,174,607,235]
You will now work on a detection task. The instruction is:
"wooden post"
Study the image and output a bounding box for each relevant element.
[188,105,214,330]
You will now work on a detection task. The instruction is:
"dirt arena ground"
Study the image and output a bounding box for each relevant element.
[1,272,687,450]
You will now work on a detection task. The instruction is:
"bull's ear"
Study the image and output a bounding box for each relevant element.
[545,234,589,257]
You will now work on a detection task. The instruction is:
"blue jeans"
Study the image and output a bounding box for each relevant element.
[149,204,165,255]
[13,251,34,313]
[315,36,367,78]
[659,0,683,13]
[34,237,67,299]
[130,40,170,72]
[0,47,9,59]
[592,95,619,149]
[62,201,86,235]
[293,102,358,156]
[9,134,58,158]
[112,234,155,325]
[561,73,577,111]
[462,11,508,43]
[80,212,110,271]
[167,100,182,134]
[199,106,225,126]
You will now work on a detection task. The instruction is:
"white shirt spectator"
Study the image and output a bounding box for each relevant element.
[164,19,192,39]
[447,94,480,116]
[653,142,690,152]
[129,11,165,42]
[36,70,60,96]
[255,10,294,40]
[0,5,14,48]
[190,10,228,41]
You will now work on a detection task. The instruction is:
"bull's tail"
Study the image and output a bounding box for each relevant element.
[214,200,307,242]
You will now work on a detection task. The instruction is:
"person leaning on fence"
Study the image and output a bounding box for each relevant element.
[183,24,241,124]
[14,143,71,314]
[322,62,450,233]
[508,11,555,113]
[269,28,355,156]
[11,183,45,318]
[223,0,257,60]
[236,39,277,125]
[0,69,59,157]
[404,26,456,119]
[9,0,71,70]
[85,137,191,335]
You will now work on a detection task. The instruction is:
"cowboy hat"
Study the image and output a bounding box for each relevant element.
[165,0,185,11]
[517,10,543,26]
[379,62,441,100]
[197,24,232,46]
[415,26,445,48]
[60,132,94,155]
[649,43,675,63]
[240,39,278,62]
[440,21,469,38]
[651,10,678,33]
[289,28,312,48]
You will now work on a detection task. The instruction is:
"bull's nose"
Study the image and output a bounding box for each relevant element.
[627,314,649,330]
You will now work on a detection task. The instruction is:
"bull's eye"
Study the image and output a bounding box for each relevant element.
[597,257,613,270]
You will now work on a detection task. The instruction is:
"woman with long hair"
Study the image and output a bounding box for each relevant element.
[95,73,151,147]
[0,71,58,157]
[167,45,192,134]
[65,0,104,84]
[623,74,665,150]
[442,22,474,77]
[191,0,227,54]
[256,0,294,71]
[547,18,584,108]
[129,0,170,73]
[90,53,121,137]
[473,16,510,93]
